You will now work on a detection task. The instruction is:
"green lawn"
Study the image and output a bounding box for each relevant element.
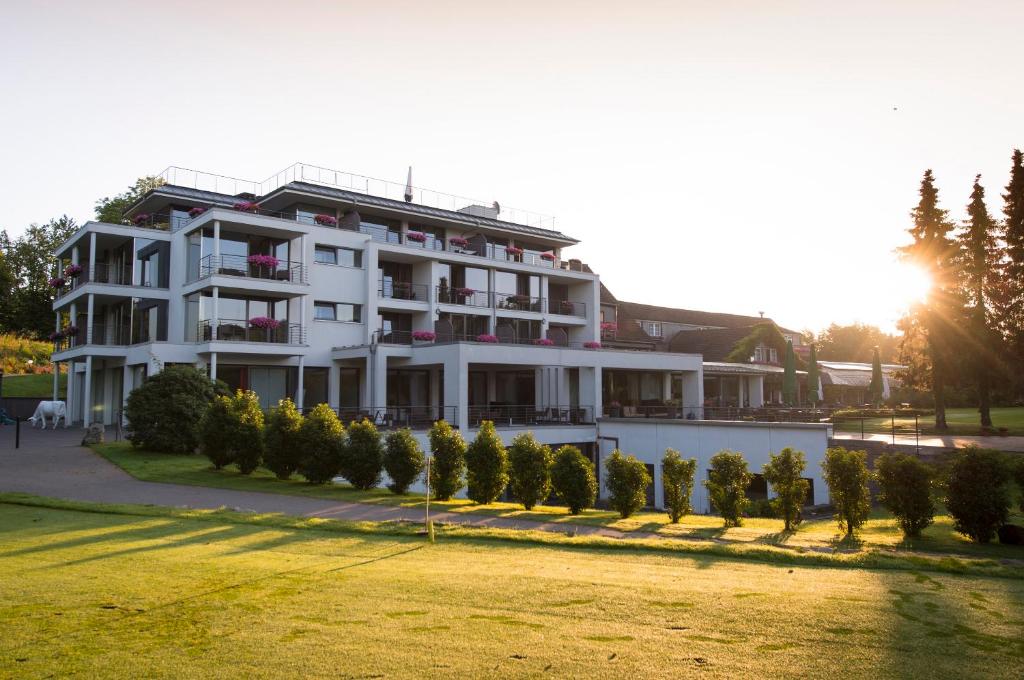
[94,442,1024,563]
[1,499,1022,678]
[1,372,66,398]
[834,407,1024,437]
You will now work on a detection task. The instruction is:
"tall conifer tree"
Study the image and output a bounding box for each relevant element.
[1000,150,1024,398]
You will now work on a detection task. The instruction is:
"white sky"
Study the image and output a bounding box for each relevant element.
[3,0,1022,333]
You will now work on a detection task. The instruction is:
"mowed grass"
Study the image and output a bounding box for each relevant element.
[834,406,1024,437]
[1,501,1023,679]
[94,442,1024,562]
[1,373,66,398]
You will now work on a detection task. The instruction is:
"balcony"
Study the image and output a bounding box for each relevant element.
[197,254,306,284]
[494,292,544,313]
[198,319,305,344]
[548,299,586,318]
[468,405,594,428]
[436,286,491,308]
[373,329,605,350]
[602,404,834,423]
[331,405,459,430]
[378,282,429,302]
[53,323,131,351]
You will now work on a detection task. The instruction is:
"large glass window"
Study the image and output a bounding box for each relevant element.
[387,370,430,407]
[314,302,336,321]
[303,368,329,407]
[314,246,337,265]
[339,368,360,409]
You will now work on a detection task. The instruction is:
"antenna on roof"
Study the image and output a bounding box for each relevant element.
[404,166,413,203]
[758,311,765,318]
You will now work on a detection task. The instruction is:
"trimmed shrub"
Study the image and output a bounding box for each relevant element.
[550,445,597,515]
[298,404,345,484]
[704,450,752,527]
[230,390,265,475]
[465,421,509,504]
[945,447,1011,543]
[745,498,776,518]
[507,432,553,510]
[428,420,466,500]
[341,418,384,489]
[604,450,651,519]
[875,453,935,538]
[263,398,304,480]
[199,395,235,469]
[822,447,871,538]
[125,365,220,454]
[662,449,697,523]
[383,428,425,494]
[762,447,809,531]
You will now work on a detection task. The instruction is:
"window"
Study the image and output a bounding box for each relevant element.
[338,303,361,323]
[314,246,337,265]
[770,348,778,363]
[640,320,662,337]
[314,302,336,321]
[315,302,363,322]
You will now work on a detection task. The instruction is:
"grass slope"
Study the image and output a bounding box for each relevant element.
[1,373,66,398]
[94,442,1024,563]
[835,406,1024,437]
[1,500,1023,678]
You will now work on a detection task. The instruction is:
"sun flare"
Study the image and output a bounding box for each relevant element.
[894,263,932,307]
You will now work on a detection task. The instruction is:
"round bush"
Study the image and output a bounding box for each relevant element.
[507,432,553,510]
[946,447,1011,544]
[465,421,509,504]
[341,418,384,490]
[428,420,466,501]
[822,447,871,538]
[662,449,696,523]
[762,447,809,531]
[704,449,752,527]
[125,365,220,454]
[298,404,346,484]
[263,398,304,480]
[604,450,651,519]
[550,445,597,515]
[875,453,935,538]
[199,395,235,469]
[230,390,265,475]
[383,428,425,494]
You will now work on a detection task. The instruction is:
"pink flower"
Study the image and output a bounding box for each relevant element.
[476,334,499,343]
[49,277,66,288]
[449,236,469,247]
[583,341,602,349]
[506,246,523,256]
[64,264,83,278]
[132,213,150,226]
[48,330,64,342]
[456,287,476,296]
[188,207,207,218]
[533,338,555,346]
[233,201,259,212]
[64,325,79,336]
[247,254,281,268]
[412,330,436,342]
[314,214,337,226]
[406,231,427,243]
[540,252,556,261]
[600,322,618,331]
[248,316,281,329]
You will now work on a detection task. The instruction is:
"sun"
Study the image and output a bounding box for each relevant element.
[894,263,932,307]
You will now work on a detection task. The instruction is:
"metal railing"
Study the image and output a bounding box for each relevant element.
[378,282,429,302]
[88,263,134,286]
[373,329,413,345]
[549,299,586,317]
[197,254,306,283]
[601,404,837,422]
[53,324,131,351]
[494,292,545,313]
[330,405,458,430]
[198,319,305,344]
[435,286,492,308]
[468,405,594,428]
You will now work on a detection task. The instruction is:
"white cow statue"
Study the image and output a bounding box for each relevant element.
[28,400,68,429]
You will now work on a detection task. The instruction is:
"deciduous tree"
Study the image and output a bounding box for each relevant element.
[507,432,553,510]
[762,447,809,531]
[428,420,466,501]
[661,449,696,523]
[822,447,871,538]
[875,453,935,538]
[704,450,752,527]
[604,450,651,519]
[465,421,508,504]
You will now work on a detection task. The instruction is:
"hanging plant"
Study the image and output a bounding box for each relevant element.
[233,201,260,212]
[64,264,83,278]
[247,254,281,268]
[48,330,65,342]
[448,236,469,248]
[48,277,66,289]
[406,231,427,243]
[132,213,151,226]
[63,325,79,336]
[455,287,476,297]
[540,252,556,261]
[505,246,523,256]
[248,316,281,330]
[314,214,337,226]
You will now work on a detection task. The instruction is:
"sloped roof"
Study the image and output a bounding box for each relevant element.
[617,300,781,330]
[667,326,758,361]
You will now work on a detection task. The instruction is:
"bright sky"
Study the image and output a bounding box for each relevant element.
[3,1,1022,334]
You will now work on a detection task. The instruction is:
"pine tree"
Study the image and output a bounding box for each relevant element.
[805,343,820,406]
[959,175,999,427]
[899,170,959,430]
[1000,150,1024,399]
[868,346,884,406]
[781,339,797,406]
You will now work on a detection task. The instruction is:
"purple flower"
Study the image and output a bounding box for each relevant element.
[314,214,338,226]
[64,264,83,278]
[132,213,150,226]
[583,341,602,349]
[476,334,499,343]
[455,287,476,296]
[449,237,469,248]
[189,206,207,218]
[412,330,436,342]
[48,330,64,342]
[48,277,66,288]
[533,338,555,346]
[248,316,281,329]
[233,201,259,212]
[406,231,427,243]
[247,254,281,268]
[540,252,556,261]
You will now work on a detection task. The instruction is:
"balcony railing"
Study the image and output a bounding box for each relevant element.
[494,292,544,313]
[468,405,594,428]
[198,319,305,344]
[197,254,307,283]
[436,286,491,308]
[53,324,131,351]
[378,281,429,302]
[330,405,459,430]
[549,299,586,317]
[373,329,413,345]
[601,405,836,423]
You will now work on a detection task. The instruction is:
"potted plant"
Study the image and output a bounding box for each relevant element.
[248,316,281,342]
[406,231,427,244]
[476,334,499,343]
[233,201,260,213]
[188,206,207,218]
[247,254,280,278]
[132,213,151,226]
[48,329,65,342]
[449,236,469,251]
[64,264,83,278]
[533,338,554,346]
[48,276,66,289]
[540,251,556,261]
[583,341,602,349]
[412,330,437,344]
[505,245,523,260]
[509,293,531,307]
[455,287,475,302]
[314,214,337,226]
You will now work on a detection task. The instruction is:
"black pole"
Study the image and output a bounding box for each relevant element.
[861,417,864,440]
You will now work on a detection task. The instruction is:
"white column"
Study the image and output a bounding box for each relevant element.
[209,352,218,381]
[298,234,307,283]
[52,360,60,402]
[662,372,672,403]
[681,370,702,417]
[296,356,305,410]
[71,245,79,266]
[213,220,221,259]
[580,365,602,419]
[748,375,765,408]
[443,354,468,431]
[88,232,96,281]
[83,355,93,427]
[86,293,95,344]
[372,352,388,413]
[299,296,306,343]
[328,364,340,409]
[211,286,219,340]
[67,361,76,425]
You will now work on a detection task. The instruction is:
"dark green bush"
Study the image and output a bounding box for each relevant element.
[199,395,235,469]
[662,449,696,523]
[263,398,304,480]
[341,418,384,490]
[428,420,466,501]
[230,390,265,475]
[744,498,776,518]
[822,447,871,537]
[297,404,345,484]
[762,447,809,531]
[875,453,935,538]
[604,450,651,519]
[945,447,1011,543]
[465,421,509,504]
[125,365,220,454]
[507,432,553,510]
[383,428,425,494]
[550,445,597,515]
[704,450,752,527]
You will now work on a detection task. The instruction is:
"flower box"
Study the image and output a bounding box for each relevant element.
[540,252,556,261]
[48,277,66,288]
[63,325,79,336]
[247,254,281,268]
[132,213,151,226]
[476,334,499,343]
[533,338,555,346]
[233,201,259,212]
[248,316,281,330]
[600,322,618,331]
[314,214,337,226]
[188,206,207,218]
[505,246,524,257]
[583,341,602,349]
[412,330,437,342]
[448,236,469,248]
[48,330,64,342]
[455,287,476,297]
[64,264,83,278]
[406,231,427,243]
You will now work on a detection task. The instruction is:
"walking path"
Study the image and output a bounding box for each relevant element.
[0,425,627,538]
[832,431,1024,452]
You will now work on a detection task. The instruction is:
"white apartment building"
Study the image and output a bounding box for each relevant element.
[49,163,831,508]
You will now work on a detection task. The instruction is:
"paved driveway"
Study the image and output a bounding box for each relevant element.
[0,424,628,538]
